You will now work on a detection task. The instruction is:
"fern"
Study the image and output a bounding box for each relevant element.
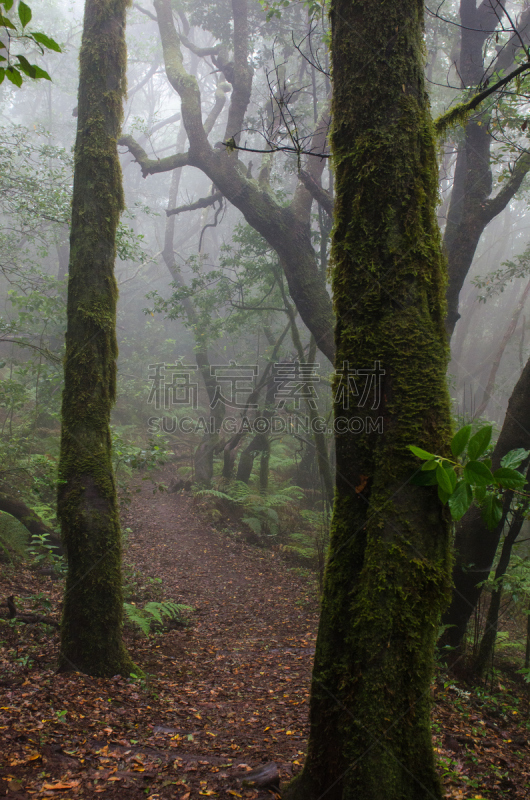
[123,600,192,636]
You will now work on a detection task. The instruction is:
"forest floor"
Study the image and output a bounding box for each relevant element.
[1,466,530,799]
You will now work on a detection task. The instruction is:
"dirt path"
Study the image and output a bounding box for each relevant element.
[4,470,530,799]
[122,470,319,771]
[1,469,320,800]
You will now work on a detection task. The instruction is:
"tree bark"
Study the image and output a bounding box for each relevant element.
[57,0,134,677]
[284,1,452,798]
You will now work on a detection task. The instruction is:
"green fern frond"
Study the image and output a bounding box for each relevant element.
[124,600,193,636]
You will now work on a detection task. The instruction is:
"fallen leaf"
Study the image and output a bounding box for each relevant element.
[42,781,81,790]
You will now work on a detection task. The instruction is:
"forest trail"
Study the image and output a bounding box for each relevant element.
[3,470,530,799]
[124,471,319,666]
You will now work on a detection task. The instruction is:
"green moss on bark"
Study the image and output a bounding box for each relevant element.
[57,0,134,678]
[284,1,452,798]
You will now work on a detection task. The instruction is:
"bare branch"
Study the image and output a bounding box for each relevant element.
[178,32,221,59]
[298,169,334,217]
[481,151,530,223]
[223,0,253,144]
[204,84,230,136]
[166,191,222,217]
[154,0,210,154]
[133,2,156,21]
[128,58,161,98]
[118,134,190,176]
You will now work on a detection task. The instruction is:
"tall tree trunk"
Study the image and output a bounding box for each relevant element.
[284,1,452,798]
[57,0,134,677]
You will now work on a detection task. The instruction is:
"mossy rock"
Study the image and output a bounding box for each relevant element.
[0,511,31,563]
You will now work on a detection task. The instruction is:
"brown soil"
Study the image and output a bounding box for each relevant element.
[2,468,530,799]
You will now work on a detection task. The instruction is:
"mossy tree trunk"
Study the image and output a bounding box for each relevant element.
[57,0,134,677]
[284,2,452,799]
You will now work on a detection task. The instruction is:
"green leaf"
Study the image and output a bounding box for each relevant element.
[451,425,472,457]
[501,448,530,469]
[438,485,451,504]
[410,469,438,486]
[29,62,50,80]
[473,485,487,502]
[436,463,456,495]
[467,425,492,461]
[421,459,438,471]
[445,465,457,492]
[2,0,14,10]
[31,31,62,52]
[0,13,17,28]
[481,495,503,531]
[409,445,437,461]
[463,460,494,486]
[0,67,4,84]
[15,54,36,77]
[18,0,31,26]
[448,481,473,521]
[493,467,526,490]
[5,65,22,86]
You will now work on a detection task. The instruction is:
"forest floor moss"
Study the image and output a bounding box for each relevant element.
[1,466,530,799]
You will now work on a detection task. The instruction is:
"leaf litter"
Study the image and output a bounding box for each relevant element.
[1,470,530,798]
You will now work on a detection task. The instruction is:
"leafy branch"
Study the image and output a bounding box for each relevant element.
[410,425,529,530]
[0,0,61,88]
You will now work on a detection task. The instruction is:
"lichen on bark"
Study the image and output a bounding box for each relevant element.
[57,0,134,677]
[283,1,453,798]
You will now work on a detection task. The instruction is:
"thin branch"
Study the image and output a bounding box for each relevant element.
[132,2,156,21]
[166,191,222,217]
[178,32,221,58]
[118,134,190,176]
[298,169,334,217]
[434,60,530,134]
[219,140,330,158]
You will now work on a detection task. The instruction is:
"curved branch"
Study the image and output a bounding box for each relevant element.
[481,151,530,223]
[223,0,253,144]
[298,169,334,218]
[118,134,190,176]
[204,84,230,136]
[153,0,210,155]
[166,191,222,217]
[178,32,221,59]
[132,2,156,21]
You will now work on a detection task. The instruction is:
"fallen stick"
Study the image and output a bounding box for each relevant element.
[2,595,60,628]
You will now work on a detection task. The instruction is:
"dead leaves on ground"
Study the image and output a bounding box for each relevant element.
[2,480,530,798]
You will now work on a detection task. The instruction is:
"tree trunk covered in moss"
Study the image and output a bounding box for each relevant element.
[284,2,452,799]
[57,0,134,677]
